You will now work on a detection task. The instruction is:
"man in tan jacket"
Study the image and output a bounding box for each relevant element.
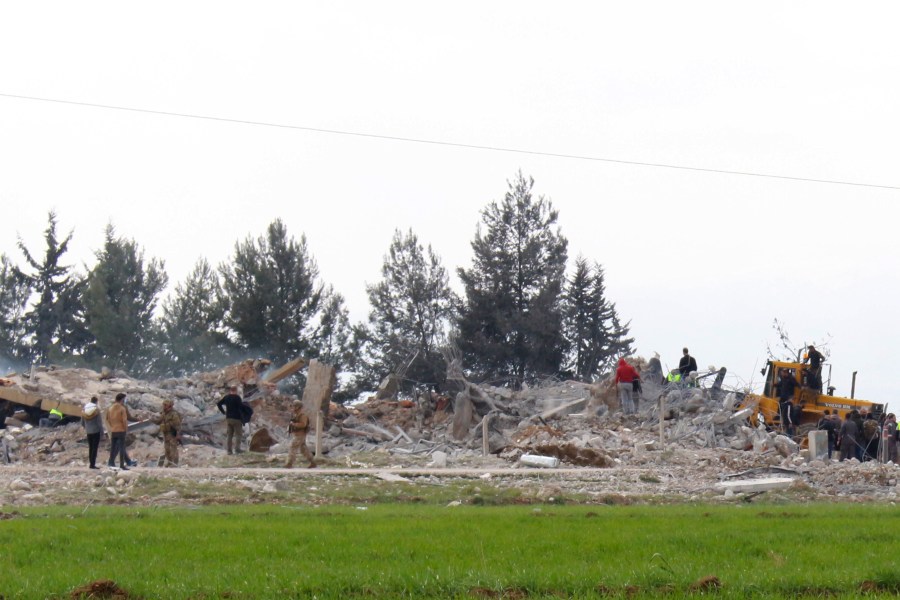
[285,400,316,468]
[106,393,129,470]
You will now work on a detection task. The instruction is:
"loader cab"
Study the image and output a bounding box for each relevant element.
[761,361,806,398]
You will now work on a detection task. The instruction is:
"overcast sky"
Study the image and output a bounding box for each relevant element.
[1,2,898,400]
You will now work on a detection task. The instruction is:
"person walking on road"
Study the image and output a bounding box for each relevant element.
[217,386,245,455]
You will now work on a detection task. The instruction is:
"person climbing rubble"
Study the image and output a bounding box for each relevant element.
[217,386,245,455]
[153,399,182,467]
[285,399,316,468]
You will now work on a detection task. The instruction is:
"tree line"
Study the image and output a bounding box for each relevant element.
[0,172,633,400]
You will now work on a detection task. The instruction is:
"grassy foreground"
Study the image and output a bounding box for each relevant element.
[1,503,899,599]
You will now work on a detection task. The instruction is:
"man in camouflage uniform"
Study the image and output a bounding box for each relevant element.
[285,399,316,468]
[155,399,182,467]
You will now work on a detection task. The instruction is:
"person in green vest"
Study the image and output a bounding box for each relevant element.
[665,370,682,386]
[39,407,64,428]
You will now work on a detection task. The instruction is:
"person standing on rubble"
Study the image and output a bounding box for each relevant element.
[879,413,896,464]
[106,393,130,470]
[839,410,859,462]
[776,368,798,436]
[678,348,698,380]
[862,412,880,462]
[817,409,837,460]
[285,399,316,468]
[153,399,182,467]
[614,358,639,415]
[217,386,245,455]
[81,397,104,469]
[631,365,643,412]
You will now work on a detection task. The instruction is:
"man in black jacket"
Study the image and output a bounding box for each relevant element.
[678,348,698,380]
[217,386,245,455]
[803,345,825,391]
[776,368,799,436]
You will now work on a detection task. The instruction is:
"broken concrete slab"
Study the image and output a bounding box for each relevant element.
[716,477,796,494]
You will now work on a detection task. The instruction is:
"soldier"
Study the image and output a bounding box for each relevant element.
[285,399,316,468]
[154,399,182,467]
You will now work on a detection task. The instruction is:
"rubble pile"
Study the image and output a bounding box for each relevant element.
[2,358,900,504]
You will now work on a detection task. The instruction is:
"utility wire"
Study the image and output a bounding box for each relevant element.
[1,91,897,191]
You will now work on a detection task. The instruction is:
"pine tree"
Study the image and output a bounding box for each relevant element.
[364,229,458,393]
[220,219,347,366]
[457,172,568,383]
[309,286,353,369]
[0,254,31,365]
[562,258,634,380]
[15,212,88,363]
[158,258,232,375]
[82,224,168,374]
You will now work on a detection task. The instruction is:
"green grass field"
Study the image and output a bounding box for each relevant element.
[1,503,898,599]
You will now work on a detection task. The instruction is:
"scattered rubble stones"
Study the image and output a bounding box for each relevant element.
[2,362,900,505]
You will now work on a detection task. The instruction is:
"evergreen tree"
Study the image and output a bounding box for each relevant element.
[0,254,31,364]
[158,258,232,375]
[364,229,458,393]
[220,219,342,365]
[562,258,634,380]
[15,212,88,362]
[309,286,353,369]
[457,172,568,383]
[82,224,168,374]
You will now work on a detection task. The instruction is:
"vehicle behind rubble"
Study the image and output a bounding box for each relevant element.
[742,359,884,440]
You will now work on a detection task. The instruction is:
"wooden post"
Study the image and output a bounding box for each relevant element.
[315,411,323,458]
[482,414,490,456]
[659,394,665,447]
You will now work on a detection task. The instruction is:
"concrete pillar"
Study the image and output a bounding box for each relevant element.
[808,430,828,460]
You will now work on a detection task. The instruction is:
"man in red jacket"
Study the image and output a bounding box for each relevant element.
[614,358,640,415]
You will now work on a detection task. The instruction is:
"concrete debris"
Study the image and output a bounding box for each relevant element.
[2,356,900,503]
[519,454,560,468]
[716,477,796,494]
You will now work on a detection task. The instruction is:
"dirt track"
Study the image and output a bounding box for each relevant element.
[4,448,900,507]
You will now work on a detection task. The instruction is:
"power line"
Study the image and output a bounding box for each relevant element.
[1,91,897,191]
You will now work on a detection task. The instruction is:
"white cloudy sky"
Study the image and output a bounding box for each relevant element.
[1,2,898,400]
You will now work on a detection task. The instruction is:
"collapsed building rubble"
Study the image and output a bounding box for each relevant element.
[2,355,900,504]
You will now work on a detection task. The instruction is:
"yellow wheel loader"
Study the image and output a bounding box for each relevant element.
[742,360,883,441]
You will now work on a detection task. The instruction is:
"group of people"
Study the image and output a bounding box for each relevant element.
[825,409,899,463]
[614,347,698,415]
[78,385,315,470]
[80,392,180,469]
